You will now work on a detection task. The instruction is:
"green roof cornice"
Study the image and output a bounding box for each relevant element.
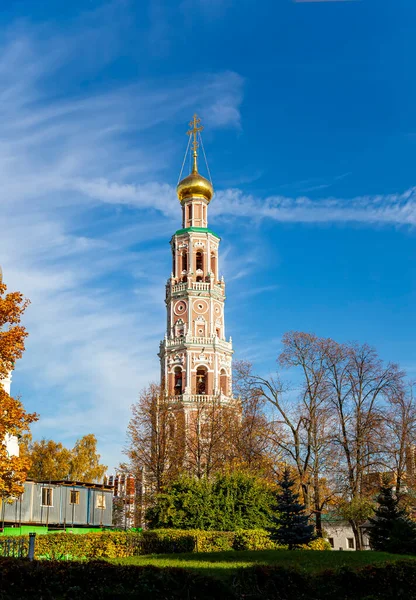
[173,227,220,240]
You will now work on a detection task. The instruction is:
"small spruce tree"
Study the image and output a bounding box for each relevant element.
[367,479,416,552]
[269,467,314,550]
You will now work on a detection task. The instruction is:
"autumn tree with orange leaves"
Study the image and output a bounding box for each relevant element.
[0,279,38,499]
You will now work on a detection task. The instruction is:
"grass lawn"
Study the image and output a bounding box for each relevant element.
[111,549,415,581]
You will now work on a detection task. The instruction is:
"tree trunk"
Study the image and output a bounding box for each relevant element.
[315,510,322,538]
[350,520,362,550]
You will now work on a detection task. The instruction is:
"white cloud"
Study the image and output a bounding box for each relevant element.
[1,6,414,472]
[211,188,416,227]
[0,15,244,469]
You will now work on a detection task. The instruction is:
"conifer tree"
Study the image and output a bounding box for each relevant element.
[269,467,314,550]
[367,479,416,552]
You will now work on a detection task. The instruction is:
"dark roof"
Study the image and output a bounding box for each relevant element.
[321,514,348,524]
[26,479,113,491]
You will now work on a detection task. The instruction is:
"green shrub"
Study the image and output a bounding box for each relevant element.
[193,530,235,552]
[0,558,231,600]
[147,472,274,531]
[6,529,328,561]
[234,564,311,599]
[302,538,332,551]
[2,556,416,599]
[143,529,234,553]
[233,529,275,551]
[34,531,143,560]
[141,530,196,553]
[235,560,416,599]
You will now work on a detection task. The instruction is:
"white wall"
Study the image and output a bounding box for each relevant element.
[1,372,20,458]
[325,522,370,551]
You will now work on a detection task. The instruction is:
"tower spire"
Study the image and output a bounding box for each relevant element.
[187,113,203,174]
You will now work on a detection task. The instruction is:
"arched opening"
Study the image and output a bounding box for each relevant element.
[181,251,188,273]
[211,253,216,278]
[172,252,176,275]
[220,369,227,396]
[175,320,184,337]
[174,367,183,396]
[188,204,192,223]
[196,251,203,272]
[196,367,208,395]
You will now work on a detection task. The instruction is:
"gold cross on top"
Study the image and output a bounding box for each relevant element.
[187,113,203,153]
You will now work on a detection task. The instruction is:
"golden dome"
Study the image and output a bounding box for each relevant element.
[177,113,214,204]
[177,170,214,203]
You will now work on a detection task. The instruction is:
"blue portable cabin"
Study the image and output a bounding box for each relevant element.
[1,479,113,529]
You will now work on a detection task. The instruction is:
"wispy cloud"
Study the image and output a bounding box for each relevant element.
[1,4,413,471]
[212,188,416,227]
[72,176,416,228]
[0,14,244,469]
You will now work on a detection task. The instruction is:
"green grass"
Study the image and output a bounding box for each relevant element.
[111,549,416,581]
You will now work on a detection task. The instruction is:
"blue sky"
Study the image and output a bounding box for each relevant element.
[1,0,415,470]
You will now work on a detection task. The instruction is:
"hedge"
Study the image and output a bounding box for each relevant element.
[0,558,231,600]
[234,560,416,599]
[2,558,416,599]
[2,530,330,560]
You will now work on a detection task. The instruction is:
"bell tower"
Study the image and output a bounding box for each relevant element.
[159,115,234,405]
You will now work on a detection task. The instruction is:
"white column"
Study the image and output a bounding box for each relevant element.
[189,236,193,275]
[186,351,191,392]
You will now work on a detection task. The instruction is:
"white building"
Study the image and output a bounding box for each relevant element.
[1,266,20,459]
[324,517,370,551]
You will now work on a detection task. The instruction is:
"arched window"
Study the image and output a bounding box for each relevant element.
[196,251,203,271]
[182,251,188,273]
[175,320,184,337]
[211,253,216,278]
[172,252,176,275]
[174,367,182,396]
[220,369,227,396]
[196,367,207,395]
[188,204,192,223]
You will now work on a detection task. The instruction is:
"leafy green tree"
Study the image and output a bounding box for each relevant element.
[269,467,315,550]
[367,480,416,553]
[146,471,273,531]
[27,439,72,480]
[338,496,375,551]
[27,434,106,483]
[69,434,107,482]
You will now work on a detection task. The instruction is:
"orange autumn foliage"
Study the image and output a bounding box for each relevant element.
[0,281,38,498]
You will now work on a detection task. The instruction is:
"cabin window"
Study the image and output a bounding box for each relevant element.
[96,494,106,509]
[196,251,203,272]
[347,537,354,549]
[70,490,80,505]
[328,537,334,549]
[41,487,53,507]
